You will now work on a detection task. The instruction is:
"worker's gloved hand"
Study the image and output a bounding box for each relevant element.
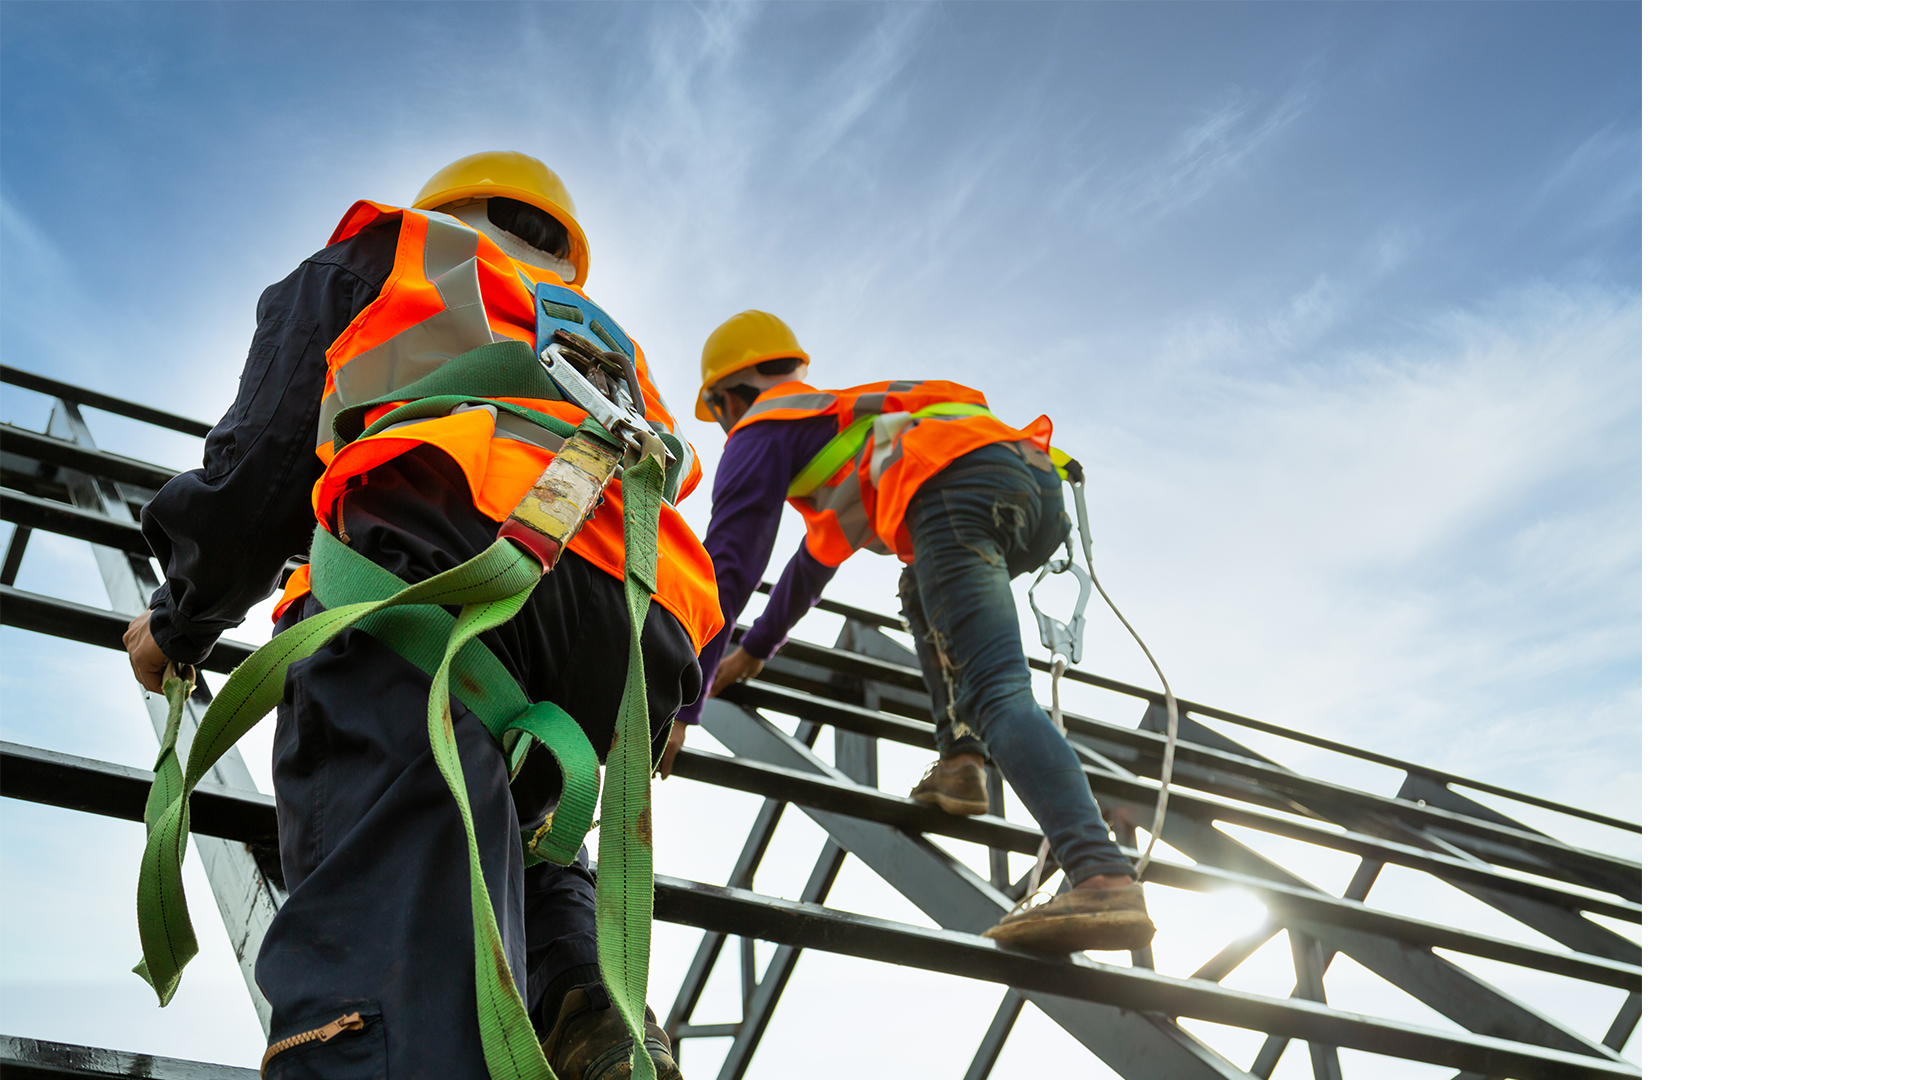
[656,720,688,780]
[708,647,765,698]
[123,611,170,693]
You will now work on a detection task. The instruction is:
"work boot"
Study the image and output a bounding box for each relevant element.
[539,984,682,1080]
[909,757,990,816]
[983,881,1157,953]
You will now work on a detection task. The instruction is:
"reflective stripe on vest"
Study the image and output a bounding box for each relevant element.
[317,209,513,452]
[788,399,995,498]
[729,379,1053,565]
[282,200,723,649]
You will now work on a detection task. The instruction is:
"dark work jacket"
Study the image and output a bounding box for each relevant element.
[139,223,700,746]
[143,221,399,665]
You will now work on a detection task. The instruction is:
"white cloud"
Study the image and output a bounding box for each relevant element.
[1083,85,1316,228]
[1038,284,1641,809]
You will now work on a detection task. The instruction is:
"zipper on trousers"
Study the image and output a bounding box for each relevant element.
[259,1011,365,1075]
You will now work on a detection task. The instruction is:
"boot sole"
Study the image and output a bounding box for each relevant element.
[912,790,989,816]
[983,911,1157,953]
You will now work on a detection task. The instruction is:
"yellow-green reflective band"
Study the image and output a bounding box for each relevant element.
[1049,445,1078,481]
[787,402,992,498]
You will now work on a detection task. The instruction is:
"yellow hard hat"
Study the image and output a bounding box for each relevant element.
[695,310,810,422]
[414,151,592,285]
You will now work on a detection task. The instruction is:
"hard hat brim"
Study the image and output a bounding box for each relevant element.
[694,348,810,422]
[414,185,592,286]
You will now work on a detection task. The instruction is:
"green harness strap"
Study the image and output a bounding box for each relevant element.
[135,452,668,1080]
[306,527,601,867]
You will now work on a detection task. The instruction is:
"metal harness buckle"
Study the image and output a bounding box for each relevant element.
[538,342,674,470]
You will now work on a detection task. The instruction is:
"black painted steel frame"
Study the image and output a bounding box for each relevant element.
[0,366,1642,1079]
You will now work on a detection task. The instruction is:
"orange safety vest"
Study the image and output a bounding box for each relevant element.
[272,201,722,649]
[729,379,1052,565]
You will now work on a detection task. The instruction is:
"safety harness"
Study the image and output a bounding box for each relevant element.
[800,399,1183,894]
[135,338,675,1080]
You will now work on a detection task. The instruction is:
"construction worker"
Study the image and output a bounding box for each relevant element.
[121,152,719,1079]
[669,310,1155,954]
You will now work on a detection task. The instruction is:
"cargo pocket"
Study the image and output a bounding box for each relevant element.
[261,1000,385,1079]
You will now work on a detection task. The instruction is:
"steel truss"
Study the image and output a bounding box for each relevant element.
[0,364,1642,1079]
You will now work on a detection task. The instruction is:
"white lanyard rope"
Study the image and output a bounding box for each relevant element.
[1025,472,1180,897]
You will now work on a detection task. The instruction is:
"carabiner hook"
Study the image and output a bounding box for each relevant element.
[1028,522,1093,666]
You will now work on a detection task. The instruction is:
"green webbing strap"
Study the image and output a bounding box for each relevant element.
[307,527,530,740]
[330,341,568,448]
[356,394,578,446]
[138,334,669,1078]
[411,545,555,1080]
[597,454,665,1080]
[137,666,195,888]
[134,460,669,1080]
[505,702,602,866]
[133,539,543,1007]
[786,401,993,498]
[308,527,603,866]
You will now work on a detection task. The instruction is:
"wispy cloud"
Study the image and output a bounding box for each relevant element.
[1084,85,1315,228]
[1047,284,1641,812]
[789,4,933,171]
[1525,119,1642,240]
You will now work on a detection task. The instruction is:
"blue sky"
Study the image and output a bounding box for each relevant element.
[1,3,1640,1076]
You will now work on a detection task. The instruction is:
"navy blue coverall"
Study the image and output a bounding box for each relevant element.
[140,222,700,1077]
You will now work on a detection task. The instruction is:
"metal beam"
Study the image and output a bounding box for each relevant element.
[1,422,180,491]
[1112,709,1639,897]
[1394,773,1639,902]
[758,660,1640,894]
[963,991,1026,1080]
[45,400,281,1030]
[1190,919,1284,984]
[1077,757,1639,917]
[1,364,213,438]
[714,840,847,1080]
[0,583,257,673]
[1145,812,1626,1065]
[0,1034,254,1080]
[1,523,29,586]
[0,741,278,848]
[663,719,822,1049]
[750,591,1638,835]
[2,486,150,552]
[731,653,1640,896]
[697,698,1252,1080]
[1071,722,1629,1068]
[666,746,1644,990]
[1126,717,1644,970]
[0,677,1641,992]
[650,872,1643,1080]
[1133,715,1642,972]
[1602,994,1642,1052]
[1290,932,1344,1080]
[721,679,1639,922]
[754,578,907,632]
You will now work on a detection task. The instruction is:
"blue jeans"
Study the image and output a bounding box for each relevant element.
[898,442,1135,886]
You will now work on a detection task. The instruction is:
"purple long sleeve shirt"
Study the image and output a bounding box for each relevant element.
[686,414,841,724]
